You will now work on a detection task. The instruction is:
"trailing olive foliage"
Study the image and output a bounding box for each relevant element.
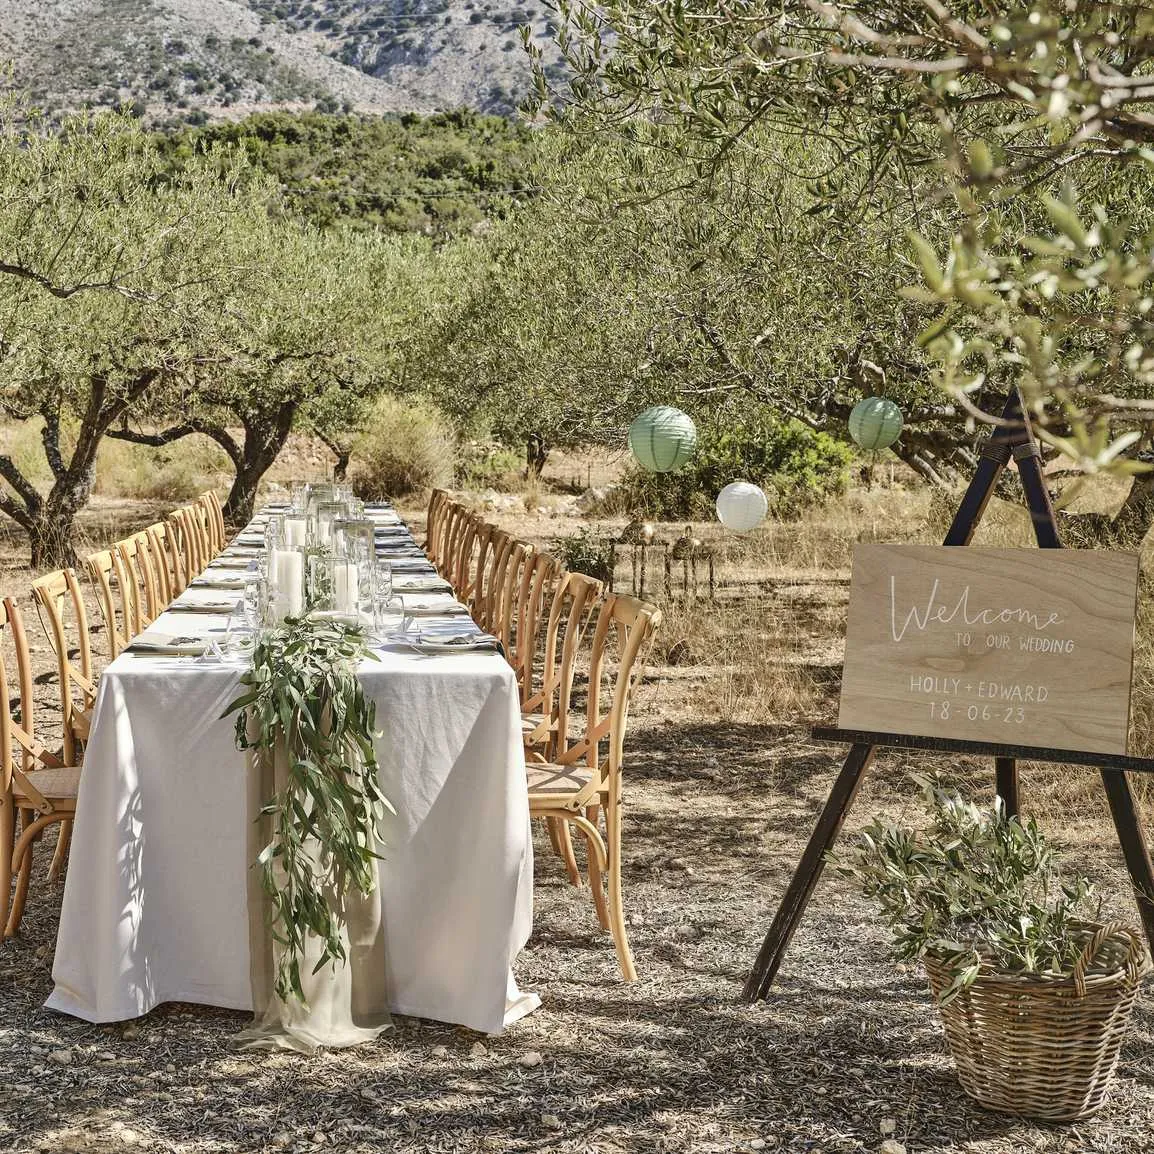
[226,618,392,1005]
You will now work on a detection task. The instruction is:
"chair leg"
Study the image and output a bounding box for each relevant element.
[0,802,14,935]
[46,818,72,884]
[584,806,610,930]
[7,814,42,938]
[546,816,562,855]
[6,814,66,937]
[605,800,637,982]
[5,809,38,938]
[557,819,582,887]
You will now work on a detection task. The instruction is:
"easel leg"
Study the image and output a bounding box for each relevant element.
[1100,769,1154,954]
[743,742,875,1001]
[995,757,1020,819]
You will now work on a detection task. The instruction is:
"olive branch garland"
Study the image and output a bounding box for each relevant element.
[224,616,393,1005]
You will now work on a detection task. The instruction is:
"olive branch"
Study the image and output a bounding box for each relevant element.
[224,616,393,1005]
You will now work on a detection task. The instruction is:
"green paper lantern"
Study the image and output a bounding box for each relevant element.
[628,406,697,472]
[849,396,903,451]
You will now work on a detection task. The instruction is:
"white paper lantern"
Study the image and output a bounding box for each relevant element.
[716,482,768,532]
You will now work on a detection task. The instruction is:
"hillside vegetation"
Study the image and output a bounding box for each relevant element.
[160,108,534,233]
[0,0,559,120]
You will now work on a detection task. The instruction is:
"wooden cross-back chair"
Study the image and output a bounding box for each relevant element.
[513,551,561,705]
[198,491,226,555]
[143,521,179,603]
[526,593,663,981]
[445,508,479,597]
[0,596,83,937]
[490,538,533,657]
[190,500,218,564]
[168,507,206,581]
[475,529,513,635]
[522,571,603,759]
[471,525,507,629]
[114,535,160,630]
[425,488,450,567]
[85,548,139,660]
[30,568,96,767]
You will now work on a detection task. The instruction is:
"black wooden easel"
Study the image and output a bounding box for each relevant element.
[743,390,1154,1001]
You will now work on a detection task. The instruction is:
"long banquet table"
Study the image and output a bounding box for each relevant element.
[47,505,538,1034]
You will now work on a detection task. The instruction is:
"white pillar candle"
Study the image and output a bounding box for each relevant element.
[334,560,358,614]
[284,517,306,548]
[273,548,304,617]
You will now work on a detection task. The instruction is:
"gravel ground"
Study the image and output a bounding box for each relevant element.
[3,720,1153,1154]
[2,494,1153,1154]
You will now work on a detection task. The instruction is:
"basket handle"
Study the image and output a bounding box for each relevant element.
[1072,921,1148,996]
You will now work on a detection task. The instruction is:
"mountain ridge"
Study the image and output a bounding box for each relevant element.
[0,0,559,121]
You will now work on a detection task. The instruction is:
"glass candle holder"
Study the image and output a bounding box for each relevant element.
[305,483,338,515]
[308,554,369,625]
[333,518,375,569]
[282,513,309,550]
[313,501,350,550]
[267,545,306,622]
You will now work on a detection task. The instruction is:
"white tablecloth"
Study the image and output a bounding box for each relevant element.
[47,516,537,1034]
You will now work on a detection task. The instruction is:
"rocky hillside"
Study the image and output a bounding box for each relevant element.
[0,0,563,120]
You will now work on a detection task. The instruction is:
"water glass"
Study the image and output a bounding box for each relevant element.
[375,560,393,602]
[242,574,266,629]
[373,593,406,641]
[223,602,258,659]
[290,481,310,513]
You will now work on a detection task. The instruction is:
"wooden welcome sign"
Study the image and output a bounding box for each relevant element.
[839,545,1140,756]
[745,390,1154,1003]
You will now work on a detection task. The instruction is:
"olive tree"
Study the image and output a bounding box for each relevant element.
[0,109,278,566]
[110,227,422,523]
[528,0,1154,538]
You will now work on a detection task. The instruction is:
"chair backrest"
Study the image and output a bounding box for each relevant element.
[143,522,177,603]
[199,491,226,554]
[168,507,206,579]
[114,535,156,631]
[524,571,603,756]
[491,538,532,655]
[30,569,96,765]
[189,501,216,565]
[84,548,137,660]
[472,526,508,628]
[556,594,663,809]
[0,597,68,810]
[425,488,449,565]
[445,508,476,595]
[514,551,561,703]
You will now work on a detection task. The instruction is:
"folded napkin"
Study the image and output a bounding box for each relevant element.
[381,560,436,573]
[170,599,240,615]
[125,631,209,657]
[210,558,258,571]
[192,575,248,590]
[404,603,470,618]
[389,628,499,653]
[394,576,453,593]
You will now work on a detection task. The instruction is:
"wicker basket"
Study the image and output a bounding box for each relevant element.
[924,921,1150,1122]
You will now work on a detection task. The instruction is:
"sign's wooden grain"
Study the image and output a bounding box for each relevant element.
[838,545,1140,756]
